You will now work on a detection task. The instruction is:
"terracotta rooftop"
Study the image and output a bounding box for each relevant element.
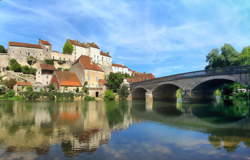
[100,51,111,57]
[76,55,104,72]
[68,39,100,49]
[127,72,155,83]
[40,64,56,70]
[54,71,82,87]
[39,39,51,46]
[112,63,127,68]
[16,81,32,86]
[9,42,42,49]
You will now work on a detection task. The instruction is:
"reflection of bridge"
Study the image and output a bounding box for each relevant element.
[130,66,250,104]
[132,102,250,131]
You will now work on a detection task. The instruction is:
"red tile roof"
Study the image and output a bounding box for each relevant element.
[53,71,82,87]
[76,55,104,72]
[127,72,155,83]
[112,63,127,68]
[9,42,42,49]
[16,81,32,86]
[39,39,51,46]
[40,64,56,70]
[100,51,111,57]
[68,39,100,49]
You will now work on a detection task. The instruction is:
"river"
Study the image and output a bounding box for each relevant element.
[0,100,249,160]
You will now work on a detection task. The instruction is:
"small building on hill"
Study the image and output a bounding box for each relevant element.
[50,71,82,92]
[36,63,56,86]
[70,55,106,97]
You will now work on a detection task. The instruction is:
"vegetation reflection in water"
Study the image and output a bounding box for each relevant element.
[0,100,249,159]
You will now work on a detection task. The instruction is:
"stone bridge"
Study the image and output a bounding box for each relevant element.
[130,66,250,104]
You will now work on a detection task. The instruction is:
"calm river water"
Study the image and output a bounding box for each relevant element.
[0,100,249,160]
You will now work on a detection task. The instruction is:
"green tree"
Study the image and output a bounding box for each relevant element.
[220,44,240,66]
[239,46,250,65]
[9,59,22,72]
[63,41,73,54]
[107,72,130,92]
[44,59,54,65]
[205,44,240,69]
[118,85,129,100]
[104,90,115,101]
[0,45,7,53]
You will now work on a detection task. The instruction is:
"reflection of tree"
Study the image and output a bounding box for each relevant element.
[207,128,250,152]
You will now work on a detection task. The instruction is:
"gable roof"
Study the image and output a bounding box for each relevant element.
[127,72,155,83]
[39,40,51,46]
[68,39,100,49]
[9,42,42,49]
[16,81,32,86]
[40,64,56,70]
[54,71,82,87]
[100,51,111,57]
[76,55,104,72]
[112,63,127,68]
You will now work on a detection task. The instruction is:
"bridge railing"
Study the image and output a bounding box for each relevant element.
[132,65,250,85]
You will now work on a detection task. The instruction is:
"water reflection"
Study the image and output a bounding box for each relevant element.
[0,101,133,156]
[0,100,250,159]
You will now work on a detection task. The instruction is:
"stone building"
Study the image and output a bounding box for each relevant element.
[70,55,106,97]
[36,63,56,86]
[8,41,44,65]
[50,71,82,92]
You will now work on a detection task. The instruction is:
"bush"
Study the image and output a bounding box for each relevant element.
[104,90,115,101]
[44,59,54,65]
[26,86,33,92]
[84,96,95,101]
[21,66,37,75]
[9,59,22,72]
[5,90,15,98]
[118,85,129,100]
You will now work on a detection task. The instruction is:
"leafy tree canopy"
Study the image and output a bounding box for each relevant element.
[44,59,54,65]
[0,45,7,53]
[9,59,22,72]
[63,41,73,54]
[106,72,130,93]
[205,43,250,69]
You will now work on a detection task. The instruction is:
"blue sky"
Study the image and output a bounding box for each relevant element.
[1,0,250,77]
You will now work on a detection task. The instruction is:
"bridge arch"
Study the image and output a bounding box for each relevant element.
[132,86,148,100]
[190,76,238,101]
[152,82,183,102]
